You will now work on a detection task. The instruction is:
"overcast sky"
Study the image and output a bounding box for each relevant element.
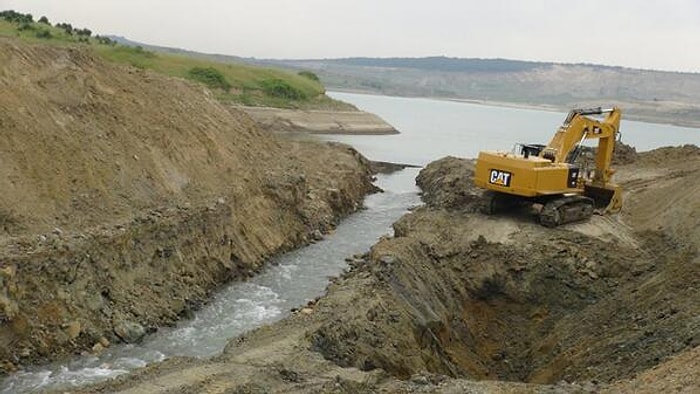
[4,0,700,72]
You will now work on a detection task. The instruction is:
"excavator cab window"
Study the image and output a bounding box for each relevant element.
[519,143,546,158]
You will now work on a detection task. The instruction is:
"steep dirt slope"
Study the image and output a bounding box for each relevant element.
[1,36,269,236]
[0,38,378,372]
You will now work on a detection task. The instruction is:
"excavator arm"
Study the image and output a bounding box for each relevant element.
[543,107,620,185]
[539,107,622,214]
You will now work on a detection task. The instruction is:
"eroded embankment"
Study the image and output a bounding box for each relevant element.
[0,37,377,373]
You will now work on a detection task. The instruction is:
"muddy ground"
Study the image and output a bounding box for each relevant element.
[67,145,700,393]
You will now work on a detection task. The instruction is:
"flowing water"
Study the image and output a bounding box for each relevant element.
[3,92,699,392]
[1,169,421,393]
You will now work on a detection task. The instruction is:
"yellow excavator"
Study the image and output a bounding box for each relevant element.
[473,107,623,227]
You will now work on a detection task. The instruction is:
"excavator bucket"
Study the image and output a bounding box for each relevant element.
[584,184,623,214]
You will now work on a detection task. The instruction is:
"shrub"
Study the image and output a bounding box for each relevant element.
[17,22,34,31]
[298,70,320,82]
[187,67,231,91]
[56,22,73,34]
[95,35,116,46]
[38,16,49,24]
[260,79,307,100]
[75,28,91,37]
[35,29,52,39]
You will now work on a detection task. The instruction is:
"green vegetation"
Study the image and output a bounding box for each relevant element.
[34,29,52,39]
[93,43,326,107]
[0,9,349,109]
[260,79,307,100]
[187,67,232,90]
[0,10,33,24]
[298,70,320,82]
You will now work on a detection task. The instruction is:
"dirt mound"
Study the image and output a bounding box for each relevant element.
[0,38,378,372]
[0,37,272,236]
[634,144,700,165]
[612,141,637,164]
[415,156,480,210]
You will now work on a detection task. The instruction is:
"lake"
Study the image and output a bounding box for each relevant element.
[326,92,700,166]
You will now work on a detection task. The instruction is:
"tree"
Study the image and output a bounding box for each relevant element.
[75,28,92,37]
[38,16,49,24]
[1,10,34,24]
[56,22,73,34]
[95,35,116,46]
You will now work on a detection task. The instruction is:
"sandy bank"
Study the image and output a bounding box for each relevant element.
[237,106,399,135]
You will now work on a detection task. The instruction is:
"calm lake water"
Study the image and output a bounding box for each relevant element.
[3,93,699,393]
[326,91,700,166]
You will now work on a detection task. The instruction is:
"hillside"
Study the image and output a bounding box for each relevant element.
[0,35,380,372]
[264,57,700,128]
[73,28,700,129]
[0,12,352,110]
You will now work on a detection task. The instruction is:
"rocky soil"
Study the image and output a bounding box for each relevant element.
[0,37,380,373]
[67,144,700,393]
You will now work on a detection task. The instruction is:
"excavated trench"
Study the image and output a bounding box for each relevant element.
[308,156,700,386]
[317,222,697,386]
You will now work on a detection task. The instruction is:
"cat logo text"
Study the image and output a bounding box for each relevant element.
[489,169,512,187]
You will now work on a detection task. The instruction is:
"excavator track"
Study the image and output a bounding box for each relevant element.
[539,195,595,227]
[481,191,523,214]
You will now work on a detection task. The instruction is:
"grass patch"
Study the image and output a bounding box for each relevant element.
[298,70,320,82]
[260,79,307,100]
[187,67,231,91]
